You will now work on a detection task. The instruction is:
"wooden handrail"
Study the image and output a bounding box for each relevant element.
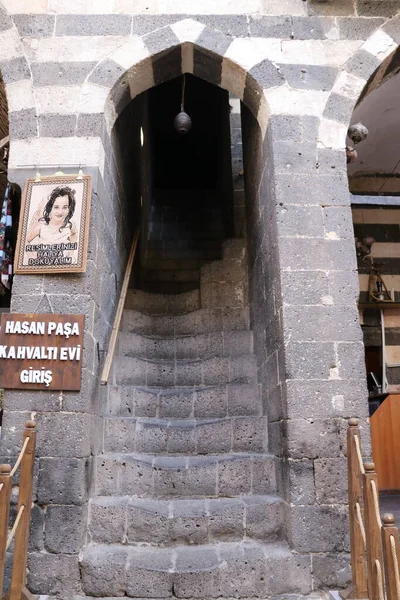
[382,514,400,600]
[363,462,385,600]
[0,464,11,597]
[0,421,37,600]
[9,421,36,600]
[100,226,140,385]
[347,418,368,598]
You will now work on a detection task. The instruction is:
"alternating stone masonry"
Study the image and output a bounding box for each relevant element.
[80,239,312,598]
[0,0,394,596]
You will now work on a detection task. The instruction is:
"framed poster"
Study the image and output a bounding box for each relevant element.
[14,174,92,274]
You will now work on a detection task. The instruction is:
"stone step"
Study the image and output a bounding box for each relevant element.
[121,307,250,336]
[112,355,257,387]
[140,268,200,283]
[144,259,204,271]
[88,495,283,545]
[148,228,224,241]
[145,246,222,261]
[103,416,268,454]
[117,330,253,360]
[221,237,247,261]
[80,541,312,598]
[140,281,199,294]
[104,382,261,419]
[125,289,200,315]
[95,452,276,498]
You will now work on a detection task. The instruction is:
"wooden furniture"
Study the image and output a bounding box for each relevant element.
[371,394,400,491]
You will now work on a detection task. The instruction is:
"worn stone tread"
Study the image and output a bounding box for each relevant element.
[103,415,268,454]
[95,452,276,497]
[104,382,261,418]
[117,329,254,359]
[120,307,250,336]
[112,354,257,387]
[125,288,200,314]
[88,494,283,545]
[80,541,312,598]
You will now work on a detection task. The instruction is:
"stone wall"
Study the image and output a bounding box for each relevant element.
[0,0,397,595]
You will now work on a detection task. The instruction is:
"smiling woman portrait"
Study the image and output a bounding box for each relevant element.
[26,186,77,246]
[14,174,92,274]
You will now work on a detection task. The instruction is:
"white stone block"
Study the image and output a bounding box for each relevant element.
[224,38,275,71]
[221,58,246,100]
[48,0,115,13]
[31,36,127,62]
[371,242,400,259]
[332,70,366,100]
[362,30,396,60]
[114,0,160,12]
[104,98,118,135]
[9,137,103,169]
[229,98,241,113]
[280,40,363,67]
[260,0,306,15]
[257,97,270,138]
[6,80,35,112]
[318,118,347,150]
[265,86,329,116]
[79,83,110,113]
[0,28,25,62]
[2,0,47,12]
[159,0,262,13]
[34,86,83,115]
[98,141,106,179]
[111,36,149,70]
[171,18,205,44]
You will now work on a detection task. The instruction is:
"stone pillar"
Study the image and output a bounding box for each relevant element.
[0,161,129,597]
[269,114,370,579]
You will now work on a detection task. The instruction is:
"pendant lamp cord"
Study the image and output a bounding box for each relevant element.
[181,74,186,112]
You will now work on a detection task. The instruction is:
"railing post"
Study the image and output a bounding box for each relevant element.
[382,513,400,600]
[347,418,368,598]
[363,462,385,600]
[0,463,12,597]
[9,421,36,600]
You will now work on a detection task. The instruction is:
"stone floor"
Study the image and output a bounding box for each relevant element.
[380,492,400,523]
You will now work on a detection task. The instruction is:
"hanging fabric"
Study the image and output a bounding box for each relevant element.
[0,183,14,294]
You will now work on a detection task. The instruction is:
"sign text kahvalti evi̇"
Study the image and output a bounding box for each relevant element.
[0,314,84,390]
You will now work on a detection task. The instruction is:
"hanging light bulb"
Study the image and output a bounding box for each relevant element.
[174,74,192,135]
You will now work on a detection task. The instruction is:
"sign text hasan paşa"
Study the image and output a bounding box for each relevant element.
[0,314,84,390]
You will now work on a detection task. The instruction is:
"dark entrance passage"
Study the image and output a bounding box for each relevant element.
[138,74,234,293]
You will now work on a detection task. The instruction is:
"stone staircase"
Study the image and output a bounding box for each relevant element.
[140,193,224,294]
[80,239,311,598]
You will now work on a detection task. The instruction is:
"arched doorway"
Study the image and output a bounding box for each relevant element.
[0,16,383,596]
[80,37,309,598]
[348,46,400,503]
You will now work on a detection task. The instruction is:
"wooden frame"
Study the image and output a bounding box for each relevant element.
[14,174,92,274]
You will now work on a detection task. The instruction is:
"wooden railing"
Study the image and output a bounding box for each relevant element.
[100,226,140,386]
[347,418,400,600]
[0,420,37,600]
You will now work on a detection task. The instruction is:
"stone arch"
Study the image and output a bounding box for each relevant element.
[318,12,400,152]
[89,17,288,498]
[83,19,286,141]
[0,2,36,164]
